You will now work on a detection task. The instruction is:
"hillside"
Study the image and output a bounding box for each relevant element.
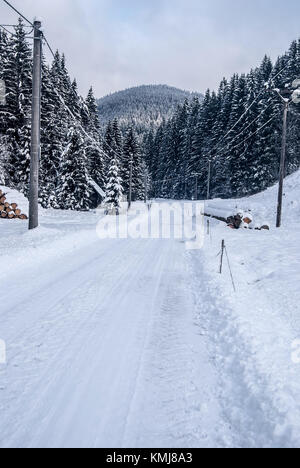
[148,39,300,201]
[97,84,202,134]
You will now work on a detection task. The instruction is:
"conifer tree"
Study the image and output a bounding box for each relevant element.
[57,127,93,210]
[104,157,123,212]
[122,127,144,201]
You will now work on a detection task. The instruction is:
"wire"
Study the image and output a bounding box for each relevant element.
[0,24,15,35]
[0,23,32,27]
[230,116,275,151]
[225,246,236,293]
[40,33,125,163]
[271,60,290,83]
[223,90,264,142]
[0,0,121,165]
[206,60,292,159]
[42,34,56,60]
[225,101,274,149]
[2,0,33,27]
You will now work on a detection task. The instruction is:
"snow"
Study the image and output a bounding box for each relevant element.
[194,169,300,447]
[1,170,300,448]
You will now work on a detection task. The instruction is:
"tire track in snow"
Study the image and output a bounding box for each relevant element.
[121,241,232,448]
[0,238,150,447]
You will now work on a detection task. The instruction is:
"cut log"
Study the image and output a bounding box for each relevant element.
[0,196,6,204]
[1,211,8,218]
[18,214,28,220]
[14,208,21,216]
[7,213,15,219]
[243,217,252,225]
[203,212,227,223]
[11,203,18,210]
[226,214,243,229]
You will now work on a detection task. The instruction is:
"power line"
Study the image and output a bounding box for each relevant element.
[42,33,56,59]
[230,116,275,151]
[38,32,124,162]
[0,24,15,35]
[0,23,32,27]
[224,100,274,150]
[271,61,290,84]
[223,90,264,142]
[207,61,291,160]
[2,0,33,27]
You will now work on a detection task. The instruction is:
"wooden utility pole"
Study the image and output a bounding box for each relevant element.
[128,158,133,210]
[29,20,42,230]
[276,100,289,228]
[144,172,148,204]
[220,239,225,274]
[207,159,211,200]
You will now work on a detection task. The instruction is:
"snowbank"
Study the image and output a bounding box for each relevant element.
[189,168,300,447]
[206,169,300,228]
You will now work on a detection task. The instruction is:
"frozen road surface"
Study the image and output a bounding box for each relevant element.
[0,206,230,448]
[2,190,300,448]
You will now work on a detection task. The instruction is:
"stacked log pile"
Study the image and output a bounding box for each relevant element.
[203,211,269,231]
[0,190,28,220]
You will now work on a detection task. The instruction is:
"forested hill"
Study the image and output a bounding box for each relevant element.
[144,40,300,201]
[97,85,202,134]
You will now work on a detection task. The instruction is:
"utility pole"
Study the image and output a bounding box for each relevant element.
[276,99,289,228]
[144,172,148,204]
[207,159,211,200]
[29,20,42,230]
[128,158,133,210]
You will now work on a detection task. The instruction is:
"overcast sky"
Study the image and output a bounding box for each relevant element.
[1,0,300,98]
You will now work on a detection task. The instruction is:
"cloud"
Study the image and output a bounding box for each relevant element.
[1,0,300,98]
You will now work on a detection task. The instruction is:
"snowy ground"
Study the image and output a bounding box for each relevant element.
[1,172,300,448]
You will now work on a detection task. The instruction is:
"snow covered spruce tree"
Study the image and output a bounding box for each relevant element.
[84,87,106,208]
[0,20,32,193]
[104,158,123,213]
[122,127,144,201]
[1,27,104,207]
[57,127,93,211]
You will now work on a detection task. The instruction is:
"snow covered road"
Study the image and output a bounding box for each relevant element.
[0,207,230,448]
[2,177,300,448]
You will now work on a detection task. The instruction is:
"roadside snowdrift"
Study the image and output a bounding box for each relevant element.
[206,169,300,228]
[189,169,300,447]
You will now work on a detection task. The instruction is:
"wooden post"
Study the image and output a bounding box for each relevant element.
[128,158,133,210]
[276,100,289,228]
[29,20,42,230]
[220,239,225,274]
[207,159,211,200]
[144,172,147,204]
